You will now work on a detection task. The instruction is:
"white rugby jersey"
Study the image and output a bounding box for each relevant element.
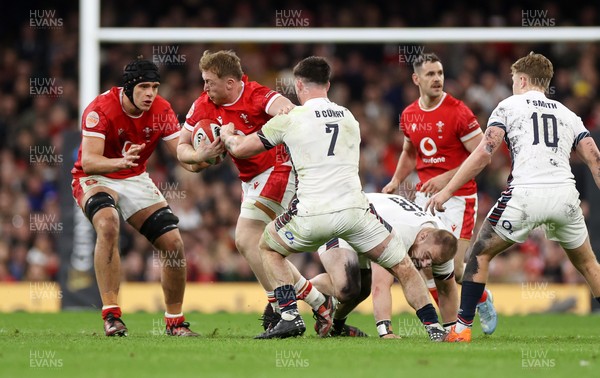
[365,193,448,250]
[487,90,590,187]
[259,97,368,215]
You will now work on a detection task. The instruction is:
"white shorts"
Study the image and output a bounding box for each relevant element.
[415,191,477,240]
[266,205,407,268]
[72,172,166,220]
[487,185,588,250]
[317,239,371,269]
[240,166,296,223]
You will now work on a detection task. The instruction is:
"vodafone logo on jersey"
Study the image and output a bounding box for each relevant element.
[419,137,437,156]
[419,137,446,164]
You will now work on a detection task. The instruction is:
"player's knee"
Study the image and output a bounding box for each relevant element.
[86,193,119,240]
[338,279,360,302]
[93,214,120,241]
[259,227,291,257]
[235,226,260,255]
[84,192,116,222]
[336,287,356,303]
[161,236,184,257]
[140,206,179,245]
[235,234,249,255]
[340,280,370,304]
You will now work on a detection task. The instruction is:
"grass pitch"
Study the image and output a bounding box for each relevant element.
[0,312,598,378]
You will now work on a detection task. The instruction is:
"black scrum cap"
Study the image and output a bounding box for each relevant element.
[122,58,160,102]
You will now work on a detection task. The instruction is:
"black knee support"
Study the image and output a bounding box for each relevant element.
[84,192,116,221]
[139,206,179,244]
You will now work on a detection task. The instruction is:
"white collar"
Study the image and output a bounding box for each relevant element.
[418,92,446,112]
[303,97,330,106]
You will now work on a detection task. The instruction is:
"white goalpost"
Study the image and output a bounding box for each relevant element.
[79,0,600,115]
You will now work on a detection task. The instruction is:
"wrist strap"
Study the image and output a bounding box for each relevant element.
[376,320,394,337]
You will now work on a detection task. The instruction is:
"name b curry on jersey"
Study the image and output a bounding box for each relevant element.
[401,92,482,196]
[184,75,287,182]
[71,87,180,180]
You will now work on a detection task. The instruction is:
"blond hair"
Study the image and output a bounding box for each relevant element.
[199,50,243,80]
[432,229,457,262]
[511,52,554,91]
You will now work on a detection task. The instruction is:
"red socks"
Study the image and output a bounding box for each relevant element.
[478,289,488,304]
[165,314,185,327]
[428,287,440,306]
[101,306,122,320]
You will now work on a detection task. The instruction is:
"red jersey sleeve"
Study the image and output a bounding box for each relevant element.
[455,102,482,142]
[81,108,109,140]
[248,83,281,114]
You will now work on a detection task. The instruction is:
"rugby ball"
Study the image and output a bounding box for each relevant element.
[191,119,226,165]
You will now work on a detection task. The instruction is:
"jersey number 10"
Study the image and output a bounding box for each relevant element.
[531,112,558,148]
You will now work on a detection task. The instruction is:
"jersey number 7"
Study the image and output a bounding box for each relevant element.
[325,123,339,156]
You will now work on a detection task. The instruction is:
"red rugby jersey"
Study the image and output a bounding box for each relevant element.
[401,92,482,196]
[184,75,288,182]
[72,87,180,180]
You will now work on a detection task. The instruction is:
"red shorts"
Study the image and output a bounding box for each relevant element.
[415,191,477,240]
[240,164,295,223]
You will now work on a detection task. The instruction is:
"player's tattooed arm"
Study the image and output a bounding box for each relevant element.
[221,123,266,159]
[575,136,600,190]
[220,124,240,153]
[482,126,505,155]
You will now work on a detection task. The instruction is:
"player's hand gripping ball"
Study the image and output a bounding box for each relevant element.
[191,119,226,165]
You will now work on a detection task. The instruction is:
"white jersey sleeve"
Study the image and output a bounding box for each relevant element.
[431,259,455,279]
[257,113,290,148]
[487,91,590,187]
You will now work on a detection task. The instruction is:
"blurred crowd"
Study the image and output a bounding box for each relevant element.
[0,1,599,286]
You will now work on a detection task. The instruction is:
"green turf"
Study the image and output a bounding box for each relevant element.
[0,312,598,378]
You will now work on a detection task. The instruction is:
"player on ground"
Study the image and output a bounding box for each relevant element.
[221,56,447,341]
[310,193,459,338]
[71,58,202,336]
[382,53,496,334]
[426,52,600,342]
[176,50,335,336]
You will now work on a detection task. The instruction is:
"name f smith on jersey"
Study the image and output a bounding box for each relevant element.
[487,90,590,187]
